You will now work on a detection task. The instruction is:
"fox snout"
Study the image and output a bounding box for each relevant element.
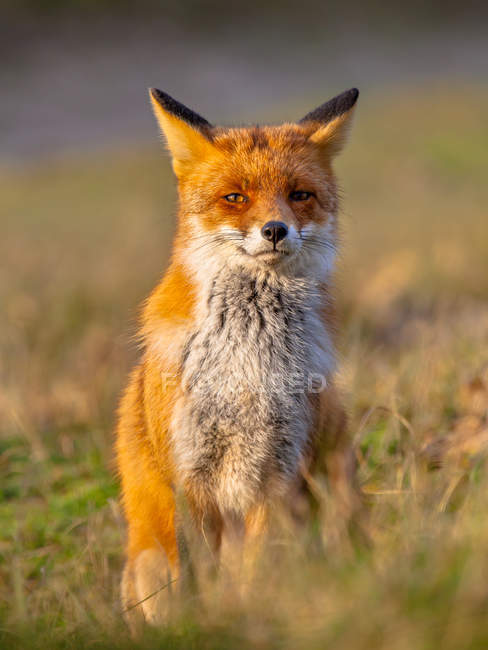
[238,220,301,264]
[261,221,289,245]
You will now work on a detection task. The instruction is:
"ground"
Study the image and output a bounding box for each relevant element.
[1,86,488,649]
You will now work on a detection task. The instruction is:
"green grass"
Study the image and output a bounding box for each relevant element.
[1,84,488,649]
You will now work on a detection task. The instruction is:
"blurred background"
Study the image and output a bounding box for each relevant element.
[1,0,488,160]
[1,1,488,647]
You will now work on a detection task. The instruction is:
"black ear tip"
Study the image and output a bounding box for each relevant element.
[148,87,213,131]
[349,88,359,103]
[149,87,168,103]
[299,87,359,125]
[339,88,359,109]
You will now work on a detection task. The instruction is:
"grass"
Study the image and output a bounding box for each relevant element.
[1,84,488,648]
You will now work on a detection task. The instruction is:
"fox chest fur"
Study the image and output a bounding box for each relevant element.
[170,266,334,514]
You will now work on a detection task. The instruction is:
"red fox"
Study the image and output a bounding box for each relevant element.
[116,86,359,628]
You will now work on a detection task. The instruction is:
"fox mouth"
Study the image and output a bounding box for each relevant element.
[239,247,291,263]
[255,249,289,258]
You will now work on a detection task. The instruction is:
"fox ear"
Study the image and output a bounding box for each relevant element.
[299,88,359,157]
[149,88,214,177]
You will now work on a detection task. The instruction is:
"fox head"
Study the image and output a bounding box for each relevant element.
[149,87,358,279]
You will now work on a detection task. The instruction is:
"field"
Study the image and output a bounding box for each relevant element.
[1,85,488,648]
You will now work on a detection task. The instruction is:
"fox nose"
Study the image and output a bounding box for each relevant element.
[261,221,288,244]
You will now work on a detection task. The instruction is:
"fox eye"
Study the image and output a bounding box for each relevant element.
[224,193,248,203]
[290,190,313,201]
